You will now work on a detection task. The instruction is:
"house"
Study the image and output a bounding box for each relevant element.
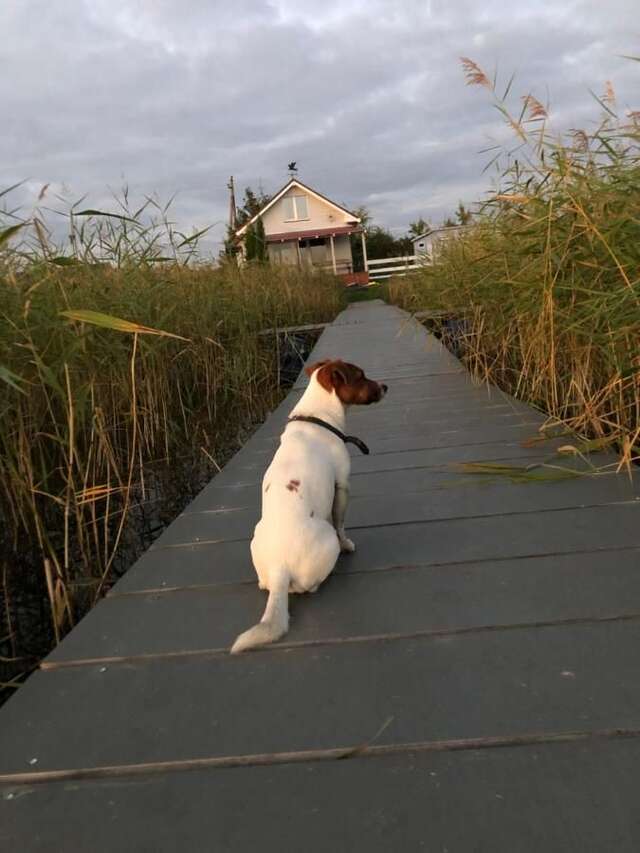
[413,225,469,261]
[234,178,368,284]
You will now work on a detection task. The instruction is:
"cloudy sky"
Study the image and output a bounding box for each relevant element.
[2,0,638,255]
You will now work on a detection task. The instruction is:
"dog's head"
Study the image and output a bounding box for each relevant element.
[305,359,387,405]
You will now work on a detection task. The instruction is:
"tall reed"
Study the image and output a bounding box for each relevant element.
[390,59,640,466]
[0,196,344,687]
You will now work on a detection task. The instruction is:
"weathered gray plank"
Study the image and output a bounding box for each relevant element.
[253,390,546,440]
[348,444,614,476]
[185,443,613,511]
[250,415,547,454]
[2,620,640,775]
[47,549,640,662]
[113,503,640,592]
[153,473,639,547]
[3,738,640,853]
[187,453,627,516]
[219,433,577,488]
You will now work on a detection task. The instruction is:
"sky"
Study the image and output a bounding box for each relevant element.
[2,0,638,255]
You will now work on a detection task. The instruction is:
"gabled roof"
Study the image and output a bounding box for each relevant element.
[234,178,360,238]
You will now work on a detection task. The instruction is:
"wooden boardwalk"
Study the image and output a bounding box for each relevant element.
[2,300,640,851]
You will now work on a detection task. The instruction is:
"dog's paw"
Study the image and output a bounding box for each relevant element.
[339,536,356,553]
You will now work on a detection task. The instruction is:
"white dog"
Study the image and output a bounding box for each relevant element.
[230,358,387,653]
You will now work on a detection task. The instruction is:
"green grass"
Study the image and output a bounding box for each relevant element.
[346,283,388,302]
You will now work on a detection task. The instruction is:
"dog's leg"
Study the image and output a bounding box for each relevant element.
[332,483,355,552]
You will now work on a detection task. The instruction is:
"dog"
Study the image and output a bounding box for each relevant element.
[230,358,387,653]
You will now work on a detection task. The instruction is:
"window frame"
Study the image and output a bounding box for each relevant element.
[283,194,310,222]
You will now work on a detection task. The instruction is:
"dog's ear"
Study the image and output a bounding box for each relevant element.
[304,359,331,377]
[329,363,349,386]
[330,361,363,387]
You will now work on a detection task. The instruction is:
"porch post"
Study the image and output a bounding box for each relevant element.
[296,239,302,267]
[329,234,337,274]
[361,230,368,274]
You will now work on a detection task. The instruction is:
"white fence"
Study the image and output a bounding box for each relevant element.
[366,254,424,281]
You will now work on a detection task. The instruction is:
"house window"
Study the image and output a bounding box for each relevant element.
[283,195,309,221]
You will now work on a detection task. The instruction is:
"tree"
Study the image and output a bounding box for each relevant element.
[408,217,431,239]
[437,203,473,231]
[236,186,272,227]
[351,221,413,272]
[455,202,472,225]
[222,225,239,259]
[245,216,267,262]
[352,205,372,228]
[222,185,272,259]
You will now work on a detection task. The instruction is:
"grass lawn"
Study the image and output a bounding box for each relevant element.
[345,282,388,302]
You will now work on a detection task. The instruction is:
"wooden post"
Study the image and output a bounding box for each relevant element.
[361,230,368,276]
[329,234,337,274]
[296,239,302,267]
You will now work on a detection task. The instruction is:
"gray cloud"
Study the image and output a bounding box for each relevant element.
[2,0,638,254]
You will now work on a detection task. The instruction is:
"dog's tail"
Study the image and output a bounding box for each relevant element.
[230,568,290,654]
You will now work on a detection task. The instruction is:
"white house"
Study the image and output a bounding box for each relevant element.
[234,178,367,283]
[413,225,469,261]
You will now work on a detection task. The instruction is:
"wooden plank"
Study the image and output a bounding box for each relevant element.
[239,425,572,466]
[46,549,640,663]
[152,473,639,548]
[183,449,618,515]
[183,443,611,515]
[250,410,547,448]
[257,322,329,336]
[111,502,640,592]
[3,739,640,852]
[413,309,457,319]
[2,620,640,776]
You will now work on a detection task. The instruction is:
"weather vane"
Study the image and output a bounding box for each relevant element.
[287,161,298,178]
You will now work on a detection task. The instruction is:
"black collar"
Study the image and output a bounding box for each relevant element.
[287,415,370,455]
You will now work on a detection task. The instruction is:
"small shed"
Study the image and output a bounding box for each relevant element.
[413,225,469,261]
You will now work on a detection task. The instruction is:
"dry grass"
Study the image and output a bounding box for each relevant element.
[389,58,640,469]
[0,195,344,677]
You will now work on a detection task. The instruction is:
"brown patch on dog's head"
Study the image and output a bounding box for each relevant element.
[286,478,300,492]
[306,359,387,406]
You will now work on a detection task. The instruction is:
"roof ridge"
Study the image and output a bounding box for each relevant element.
[235,178,360,237]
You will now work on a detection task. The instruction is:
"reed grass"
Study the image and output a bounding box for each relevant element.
[0,195,344,681]
[389,59,640,468]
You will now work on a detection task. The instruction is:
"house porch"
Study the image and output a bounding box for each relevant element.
[266,225,368,284]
